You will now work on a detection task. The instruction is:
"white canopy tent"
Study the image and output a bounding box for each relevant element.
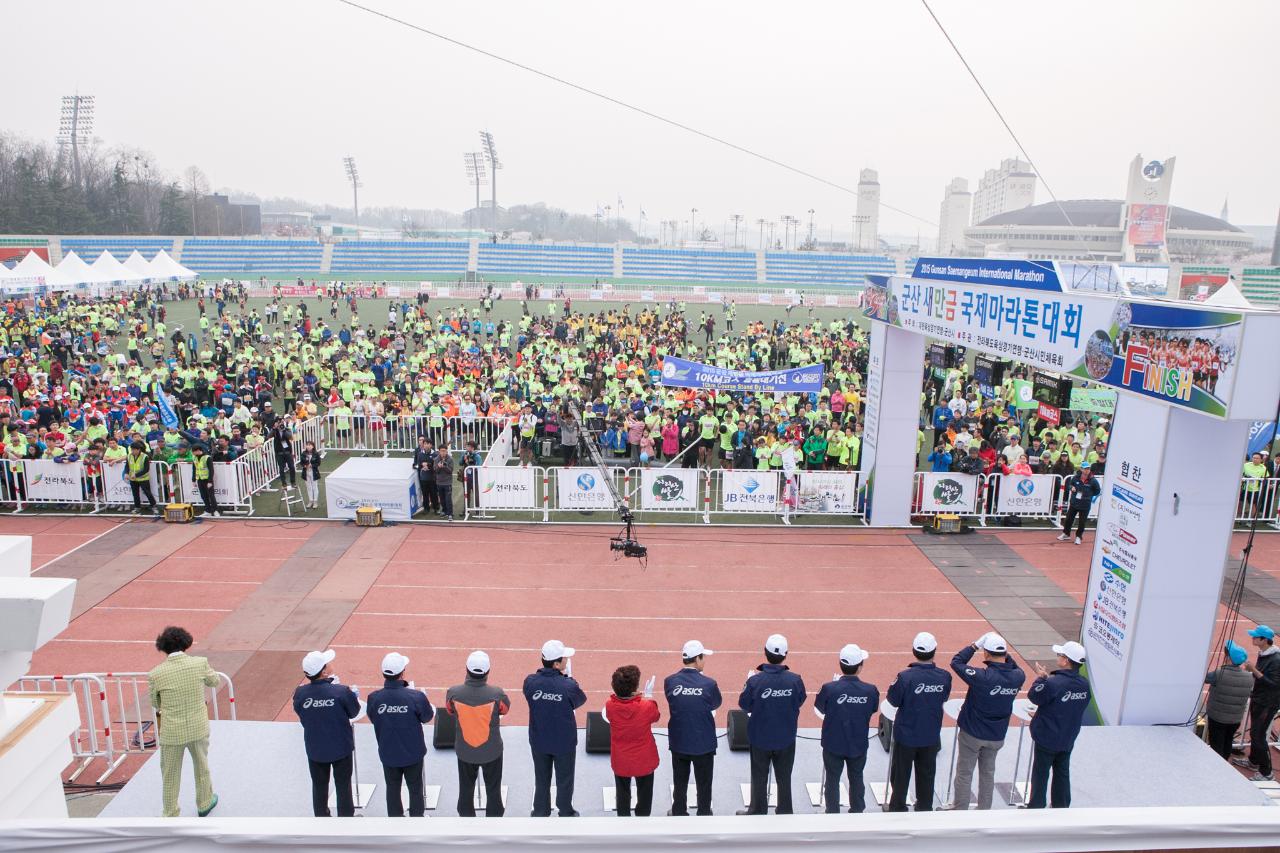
[1203,277,1253,309]
[88,251,145,285]
[122,250,155,282]
[11,251,54,280]
[147,249,198,281]
[47,251,95,289]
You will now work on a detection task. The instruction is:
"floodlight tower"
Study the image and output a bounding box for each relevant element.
[342,156,361,237]
[730,214,743,249]
[57,94,95,189]
[479,130,502,231]
[463,152,488,230]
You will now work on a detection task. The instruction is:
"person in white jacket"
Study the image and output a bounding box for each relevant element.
[780,438,800,525]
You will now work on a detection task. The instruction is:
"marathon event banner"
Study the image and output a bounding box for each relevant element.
[720,470,780,512]
[1069,388,1118,415]
[478,466,537,510]
[101,461,163,505]
[176,462,242,507]
[640,468,699,511]
[556,468,614,510]
[795,471,859,514]
[25,460,84,502]
[995,474,1056,515]
[918,472,979,514]
[863,265,1243,417]
[660,355,824,395]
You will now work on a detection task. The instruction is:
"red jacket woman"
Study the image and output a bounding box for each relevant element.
[606,692,660,778]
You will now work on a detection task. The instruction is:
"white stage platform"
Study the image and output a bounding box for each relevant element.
[97,721,1270,819]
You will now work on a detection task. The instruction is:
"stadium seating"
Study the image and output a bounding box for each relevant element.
[331,240,469,275]
[61,237,174,261]
[622,247,756,282]
[180,239,323,273]
[763,252,894,287]
[477,243,613,277]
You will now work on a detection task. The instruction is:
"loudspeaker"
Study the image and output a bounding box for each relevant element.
[584,711,611,754]
[726,709,751,752]
[432,710,456,749]
[877,714,893,753]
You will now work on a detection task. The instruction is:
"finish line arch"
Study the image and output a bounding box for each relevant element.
[858,258,1280,725]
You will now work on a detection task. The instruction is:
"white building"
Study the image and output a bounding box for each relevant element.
[971,158,1037,225]
[855,168,880,252]
[937,177,972,255]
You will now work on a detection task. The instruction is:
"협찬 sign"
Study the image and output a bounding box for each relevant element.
[660,355,824,394]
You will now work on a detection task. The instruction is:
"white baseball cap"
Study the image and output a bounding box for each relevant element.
[765,634,789,656]
[980,633,1009,654]
[302,649,336,677]
[466,650,491,675]
[682,640,714,659]
[912,632,938,653]
[381,651,410,676]
[839,644,869,666]
[1053,641,1087,664]
[541,640,575,660]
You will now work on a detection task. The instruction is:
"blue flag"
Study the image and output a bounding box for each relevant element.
[659,355,824,394]
[1247,421,1278,457]
[152,382,179,430]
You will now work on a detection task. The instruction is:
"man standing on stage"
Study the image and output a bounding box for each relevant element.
[524,640,587,817]
[367,652,434,817]
[293,649,360,817]
[1027,641,1092,807]
[664,640,722,816]
[1236,625,1280,782]
[814,644,878,813]
[148,626,221,817]
[886,632,951,812]
[737,634,807,815]
[948,633,1024,810]
[445,651,511,816]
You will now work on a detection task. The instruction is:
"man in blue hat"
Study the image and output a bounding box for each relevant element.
[1204,641,1254,762]
[1235,626,1280,781]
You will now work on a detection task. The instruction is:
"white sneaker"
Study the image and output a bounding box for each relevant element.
[781,516,792,526]
[1074,537,1082,545]
[1056,533,1069,541]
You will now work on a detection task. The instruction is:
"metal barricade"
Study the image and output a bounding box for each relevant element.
[322,414,506,456]
[1237,477,1280,528]
[11,674,112,782]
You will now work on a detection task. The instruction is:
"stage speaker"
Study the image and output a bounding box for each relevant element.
[726,709,750,752]
[585,711,611,754]
[877,714,893,753]
[432,710,456,749]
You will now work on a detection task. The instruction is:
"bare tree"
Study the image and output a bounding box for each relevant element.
[183,165,208,235]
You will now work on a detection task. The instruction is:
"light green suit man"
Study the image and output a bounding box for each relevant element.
[148,648,221,817]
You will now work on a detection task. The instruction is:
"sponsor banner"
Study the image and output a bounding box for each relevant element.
[912,257,1063,293]
[707,291,722,303]
[25,460,84,501]
[919,472,978,514]
[757,293,772,304]
[795,471,858,514]
[720,470,779,512]
[1248,421,1278,457]
[478,466,537,509]
[1069,388,1117,415]
[641,290,655,301]
[436,286,451,298]
[693,286,705,295]
[1011,378,1038,410]
[660,355,824,394]
[866,273,1243,417]
[101,461,163,504]
[386,286,402,298]
[824,295,839,307]
[1118,264,1169,297]
[1126,203,1168,247]
[589,290,604,300]
[176,462,242,506]
[276,284,313,297]
[640,468,698,511]
[557,467,613,510]
[1037,401,1061,426]
[996,474,1055,515]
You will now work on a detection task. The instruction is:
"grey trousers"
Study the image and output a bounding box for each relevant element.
[952,728,1003,810]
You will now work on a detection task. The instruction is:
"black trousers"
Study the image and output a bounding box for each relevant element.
[822,749,867,814]
[276,453,296,486]
[530,748,576,816]
[1028,745,1072,808]
[437,483,453,518]
[457,755,504,817]
[746,743,795,814]
[129,479,157,509]
[614,773,654,816]
[196,479,218,514]
[1248,702,1278,776]
[670,751,714,815]
[420,475,439,511]
[888,741,939,812]
[309,754,354,817]
[1206,717,1238,761]
[1063,506,1087,538]
[383,760,425,817]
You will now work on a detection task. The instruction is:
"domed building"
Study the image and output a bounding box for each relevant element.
[964,199,1252,261]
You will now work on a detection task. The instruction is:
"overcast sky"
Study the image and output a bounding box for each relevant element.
[5,0,1278,238]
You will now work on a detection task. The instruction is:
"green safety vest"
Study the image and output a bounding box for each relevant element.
[194,455,211,481]
[127,452,150,481]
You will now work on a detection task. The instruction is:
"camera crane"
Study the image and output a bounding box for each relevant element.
[567,400,647,563]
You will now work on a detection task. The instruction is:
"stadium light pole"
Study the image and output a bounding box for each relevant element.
[463,152,488,231]
[342,156,361,238]
[807,208,815,247]
[756,218,766,250]
[691,207,698,243]
[479,130,502,233]
[852,214,870,253]
[57,94,95,190]
[730,214,743,249]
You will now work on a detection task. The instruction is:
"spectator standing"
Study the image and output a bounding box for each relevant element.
[148,626,221,817]
[1058,463,1100,544]
[606,665,661,816]
[1235,625,1280,781]
[445,651,510,817]
[434,442,454,520]
[1204,641,1254,761]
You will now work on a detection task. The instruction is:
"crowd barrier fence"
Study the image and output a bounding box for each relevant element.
[320,414,508,456]
[11,671,235,784]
